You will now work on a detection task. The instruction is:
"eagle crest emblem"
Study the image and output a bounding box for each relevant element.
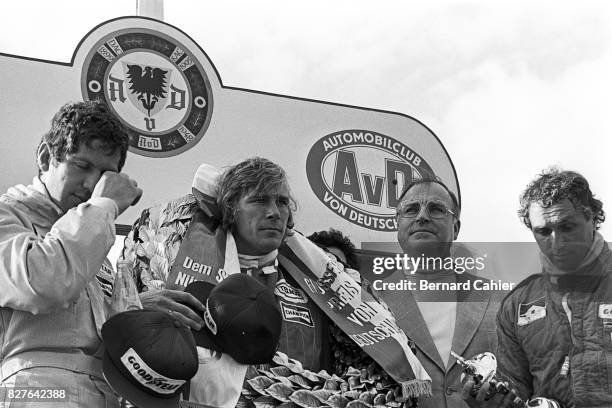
[125,63,171,117]
[81,29,213,157]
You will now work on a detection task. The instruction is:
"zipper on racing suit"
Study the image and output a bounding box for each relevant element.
[560,293,571,378]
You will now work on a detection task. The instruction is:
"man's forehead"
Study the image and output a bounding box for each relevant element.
[68,140,121,169]
[242,183,289,199]
[528,199,583,226]
[402,182,453,205]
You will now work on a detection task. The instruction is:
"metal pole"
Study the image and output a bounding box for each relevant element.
[136,0,164,20]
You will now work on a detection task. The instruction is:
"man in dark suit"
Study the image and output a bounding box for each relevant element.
[378,176,500,408]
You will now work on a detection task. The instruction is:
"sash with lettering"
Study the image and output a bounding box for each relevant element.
[166,207,431,399]
[165,209,237,289]
[279,233,431,399]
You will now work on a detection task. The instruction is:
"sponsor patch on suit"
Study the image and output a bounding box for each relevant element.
[598,304,612,319]
[280,301,314,327]
[96,261,115,298]
[599,304,612,330]
[518,297,546,326]
[275,279,308,303]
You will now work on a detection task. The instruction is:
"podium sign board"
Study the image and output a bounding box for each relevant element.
[0,17,458,245]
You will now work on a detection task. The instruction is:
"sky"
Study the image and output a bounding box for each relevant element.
[1,0,611,243]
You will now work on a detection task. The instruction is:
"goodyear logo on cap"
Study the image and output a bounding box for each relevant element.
[306,130,433,231]
[121,348,185,394]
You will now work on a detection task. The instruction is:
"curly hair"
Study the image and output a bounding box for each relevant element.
[518,167,605,229]
[216,157,297,231]
[38,100,129,172]
[308,228,359,269]
[397,173,461,218]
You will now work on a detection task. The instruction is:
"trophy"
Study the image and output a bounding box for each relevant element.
[450,351,561,408]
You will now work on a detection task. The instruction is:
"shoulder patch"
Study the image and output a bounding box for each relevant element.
[501,273,543,306]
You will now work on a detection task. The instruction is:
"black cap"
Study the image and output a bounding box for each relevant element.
[185,273,282,364]
[102,310,198,408]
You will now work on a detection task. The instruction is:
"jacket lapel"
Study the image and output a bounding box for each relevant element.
[380,270,445,371]
[448,273,490,371]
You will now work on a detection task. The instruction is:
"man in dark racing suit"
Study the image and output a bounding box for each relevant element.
[122,157,331,372]
[464,168,612,408]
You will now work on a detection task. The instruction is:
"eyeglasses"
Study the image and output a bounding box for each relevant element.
[396,200,456,219]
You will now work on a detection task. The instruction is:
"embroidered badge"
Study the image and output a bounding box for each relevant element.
[279,301,314,327]
[517,297,546,326]
[96,261,115,298]
[274,279,308,304]
[598,304,612,319]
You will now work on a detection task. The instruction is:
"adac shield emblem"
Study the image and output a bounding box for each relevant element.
[81,29,213,157]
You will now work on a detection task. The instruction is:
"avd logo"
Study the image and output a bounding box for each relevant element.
[306,130,433,232]
[81,28,213,157]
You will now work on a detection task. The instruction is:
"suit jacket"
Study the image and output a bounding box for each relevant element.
[379,270,500,408]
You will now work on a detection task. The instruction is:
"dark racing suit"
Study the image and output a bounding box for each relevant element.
[497,240,612,408]
[120,194,331,371]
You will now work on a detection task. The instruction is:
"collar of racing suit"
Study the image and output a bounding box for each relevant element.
[238,250,278,269]
[541,232,611,292]
[238,250,279,288]
[4,177,63,227]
